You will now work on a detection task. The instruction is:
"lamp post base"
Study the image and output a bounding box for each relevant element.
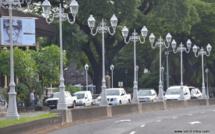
[157,84,164,101]
[100,101,108,106]
[6,92,19,120]
[57,103,67,110]
[132,82,139,103]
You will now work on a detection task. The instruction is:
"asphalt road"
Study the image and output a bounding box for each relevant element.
[47,105,215,134]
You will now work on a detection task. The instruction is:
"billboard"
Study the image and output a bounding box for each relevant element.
[0,17,36,46]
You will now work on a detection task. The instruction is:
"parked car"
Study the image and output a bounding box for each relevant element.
[96,88,131,105]
[190,88,202,99]
[73,91,93,106]
[92,94,100,105]
[164,86,191,101]
[45,91,77,109]
[138,89,157,102]
[0,94,7,112]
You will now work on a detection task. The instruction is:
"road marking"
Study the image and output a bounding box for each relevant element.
[115,119,131,123]
[140,125,145,128]
[188,114,193,116]
[200,112,205,114]
[156,120,161,122]
[130,131,136,134]
[172,117,178,119]
[213,110,215,112]
[189,121,201,125]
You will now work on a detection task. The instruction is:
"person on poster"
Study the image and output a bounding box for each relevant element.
[3,19,22,45]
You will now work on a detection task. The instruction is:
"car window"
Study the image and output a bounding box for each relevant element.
[106,90,120,96]
[74,94,85,99]
[165,88,180,95]
[138,90,152,96]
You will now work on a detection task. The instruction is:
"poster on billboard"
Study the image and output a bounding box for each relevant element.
[0,17,36,46]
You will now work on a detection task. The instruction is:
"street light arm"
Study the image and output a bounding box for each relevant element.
[172,47,178,53]
[205,51,211,57]
[89,27,99,36]
[184,47,191,53]
[65,13,76,25]
[150,42,157,49]
[194,51,200,57]
[123,37,131,44]
[107,27,116,36]
[163,42,170,48]
[138,37,146,44]
[44,13,58,24]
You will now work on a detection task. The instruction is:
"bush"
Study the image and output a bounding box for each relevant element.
[16,83,30,107]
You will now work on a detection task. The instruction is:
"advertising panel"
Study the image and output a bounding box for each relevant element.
[1,17,36,46]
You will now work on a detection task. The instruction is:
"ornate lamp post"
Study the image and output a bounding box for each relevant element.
[121,26,148,103]
[171,39,192,100]
[1,0,32,120]
[136,65,139,89]
[205,68,209,99]
[149,33,172,101]
[165,50,172,89]
[84,64,89,91]
[192,44,212,99]
[110,64,114,88]
[42,0,79,110]
[87,14,118,106]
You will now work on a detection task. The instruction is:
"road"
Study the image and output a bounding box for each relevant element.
[46,105,215,134]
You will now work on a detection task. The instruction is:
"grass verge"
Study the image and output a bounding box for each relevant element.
[0,113,57,128]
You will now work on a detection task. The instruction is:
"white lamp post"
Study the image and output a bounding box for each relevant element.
[149,33,172,101]
[193,44,212,99]
[171,39,192,100]
[122,26,148,103]
[1,0,32,120]
[42,0,79,110]
[136,65,139,89]
[205,68,209,99]
[84,64,89,91]
[87,15,118,106]
[110,64,114,88]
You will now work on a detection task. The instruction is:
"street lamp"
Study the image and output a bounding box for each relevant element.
[1,0,32,120]
[122,26,148,103]
[42,0,79,110]
[110,64,114,88]
[165,50,172,89]
[84,64,89,91]
[87,14,118,106]
[161,66,165,88]
[192,44,212,99]
[171,39,192,100]
[205,68,209,99]
[136,65,139,88]
[149,33,172,101]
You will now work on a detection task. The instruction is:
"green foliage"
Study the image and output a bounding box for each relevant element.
[0,113,57,128]
[139,72,159,92]
[65,84,81,94]
[16,83,30,106]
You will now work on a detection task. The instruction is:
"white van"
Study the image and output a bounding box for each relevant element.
[73,91,93,106]
[164,86,191,101]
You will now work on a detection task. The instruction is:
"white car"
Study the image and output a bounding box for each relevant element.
[190,88,202,99]
[138,89,157,102]
[96,88,131,105]
[45,91,77,109]
[164,86,191,101]
[73,91,93,106]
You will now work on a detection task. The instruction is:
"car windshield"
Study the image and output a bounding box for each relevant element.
[106,90,120,96]
[74,94,84,99]
[138,90,152,96]
[191,89,197,95]
[165,88,180,95]
[50,92,60,98]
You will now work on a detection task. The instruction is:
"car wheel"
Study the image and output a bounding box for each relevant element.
[128,99,131,103]
[119,101,122,104]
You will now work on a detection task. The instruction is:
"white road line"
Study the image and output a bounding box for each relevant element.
[200,112,205,114]
[156,120,161,122]
[140,125,145,128]
[188,114,193,116]
[189,121,201,125]
[213,110,215,112]
[130,131,136,134]
[172,117,178,119]
[115,119,131,123]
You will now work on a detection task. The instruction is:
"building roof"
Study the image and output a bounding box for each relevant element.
[0,8,55,37]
